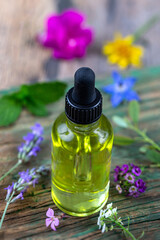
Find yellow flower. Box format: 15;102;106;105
102;34;144;69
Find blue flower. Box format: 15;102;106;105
102;71;140;107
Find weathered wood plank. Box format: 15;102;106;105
0;0;160;239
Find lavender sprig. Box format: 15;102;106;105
0;123;44;182
114;164;146;198
0;166;49;229
97;203;144;240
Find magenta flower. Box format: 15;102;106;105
120;164;129;174
38;9;93;60
135;179;146;193
114;173;118;182
114;166;121;173
132;166;142;176
46;208;59;231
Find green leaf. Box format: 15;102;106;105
139;145;148;153
114;135;135;146
146;149;160;163
112;116;128;128
27;81;67;104
11;85;29;101
129;100;140;124
25;99;49;116
0;97;21;127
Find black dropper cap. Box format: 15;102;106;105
65;67;102;124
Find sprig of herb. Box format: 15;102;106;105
0;123;43;182
113;101;160;165
97;203;144;240
0;81;67;127
0;166;49;229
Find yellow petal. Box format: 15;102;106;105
118;58;129;69
108;54;119;64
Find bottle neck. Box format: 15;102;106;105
66;116;100;133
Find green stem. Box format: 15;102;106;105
0;191;15;229
116;221;137;240
0;160;22;182
133;15;160;42
131;126;160;151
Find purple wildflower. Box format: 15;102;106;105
102;71;140;107
124;173;135;183
129;186;137;193
116;184;122;194
18;123;44;162
135;179;146;193
130;163;135;168
4;183;14;201
31;123;44;136
46;208;59;231
128;191;140;198
19;169;33;184
35;136;44;145
27;146;40;157
18;143;25;153
114;173;119;182
23;133;35;143
37;9;93;60
120;164;129;174
132;166;142;176
114;163;146;198
11;192;24;203
114;166;121;173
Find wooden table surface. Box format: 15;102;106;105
0;67;160;240
0;0;160;239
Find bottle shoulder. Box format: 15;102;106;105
52;112;113;152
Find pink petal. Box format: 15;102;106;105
45;218;52;227
61;9;84;29
74;28;93;45
39;15;66;49
51;221;56;231
46;208;54;217
54;218;59;227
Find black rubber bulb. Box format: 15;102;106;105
72;67;96;105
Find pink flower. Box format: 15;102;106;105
38;9;93;60
45;208;59;231
116;184;122;194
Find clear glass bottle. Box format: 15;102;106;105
51;67;114;217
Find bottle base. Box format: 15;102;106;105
51;190;109;217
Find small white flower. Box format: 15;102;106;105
105;209;112;218
112;207;117;214
107;203;113;210
118;217;123;225
100;209;105;217
97;216;102;229
102;223;106;233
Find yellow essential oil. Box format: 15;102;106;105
51;67;114;217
